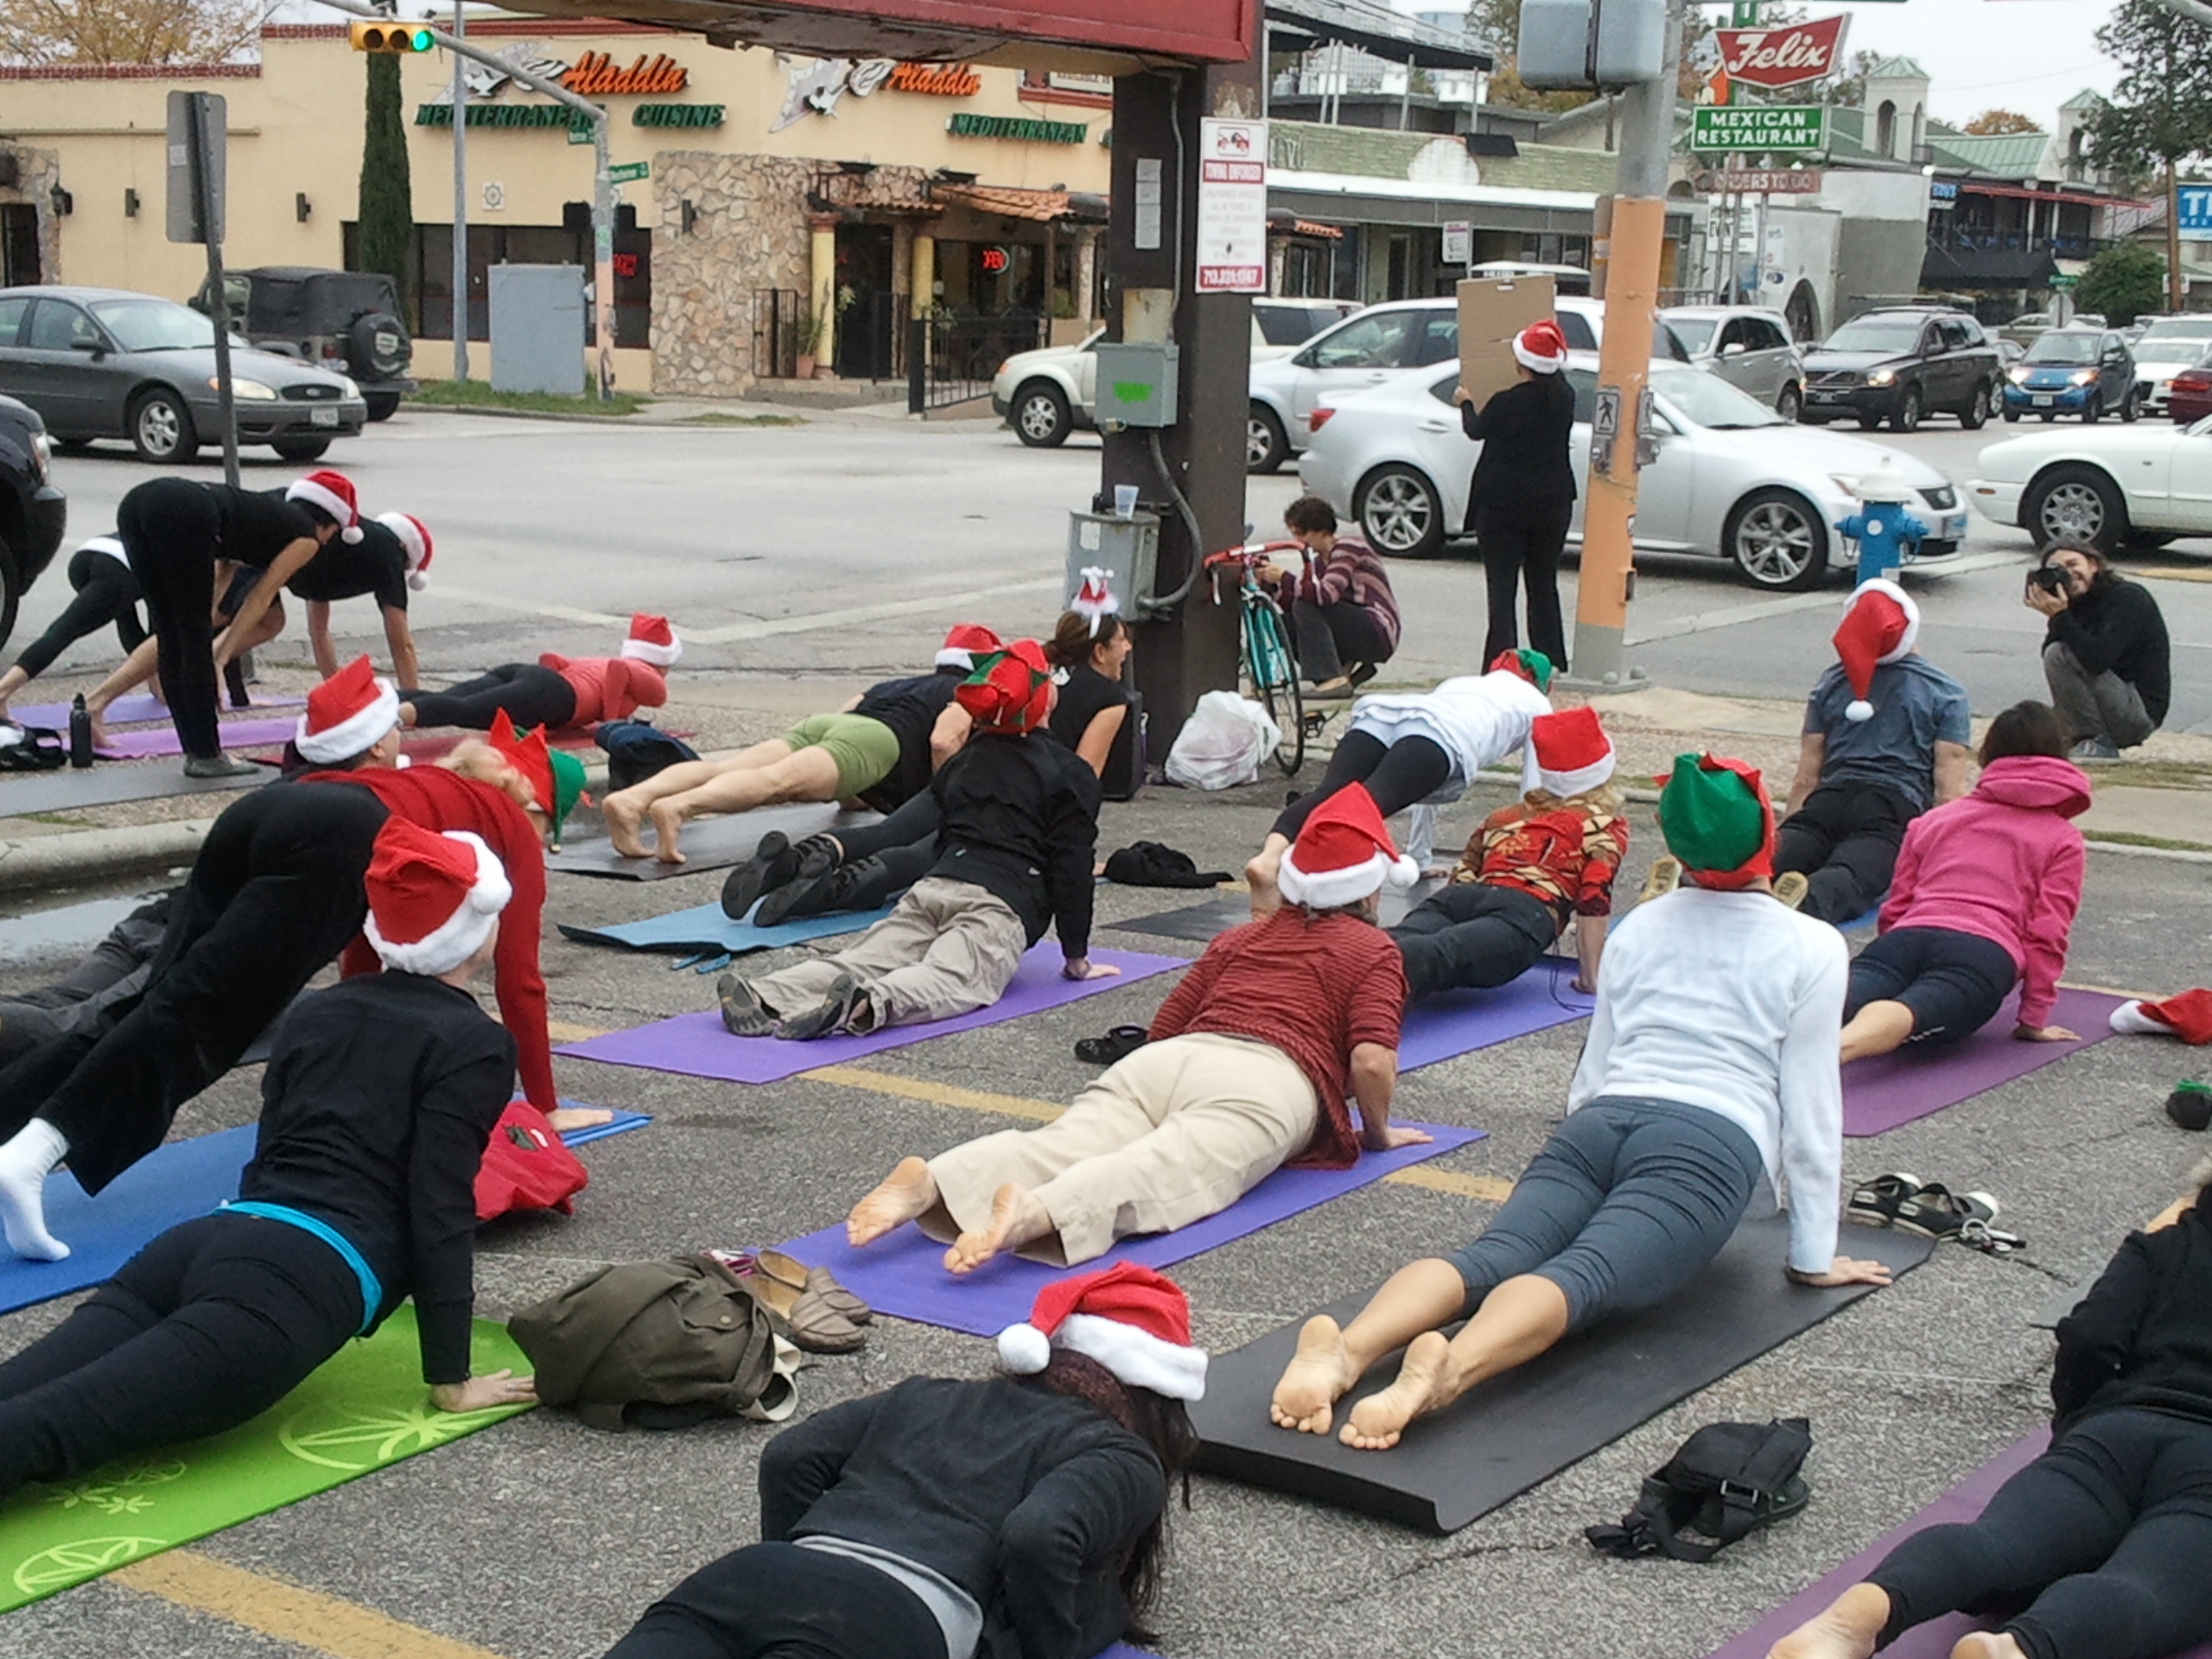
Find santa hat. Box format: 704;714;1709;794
997;1262;1207;1402
287;470;364;543
937;622;1002;672
620;613;681;668
295;654;399;764
2112;990;2212;1045
956;639;1053;734
362;820;512;977
375;512;434;592
1513;318;1569;374
1488;647;1555;693
487;715;588;846
1832;579;1920;723
1658;752;1774;890
1532;706;1615;798
1278;782;1420;910
1071;566;1120;638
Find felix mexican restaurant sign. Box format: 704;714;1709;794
1709;15;1848;90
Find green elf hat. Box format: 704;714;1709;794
1657;752;1774;889
1487;647;1554;693
489;715;589;847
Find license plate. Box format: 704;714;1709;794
1809;390;1838;402
310;406;339;427
1942;512;1967;539
2032;395;2053;407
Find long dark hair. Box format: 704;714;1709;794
1979;700;2069;766
1018;1348;1197;1638
2038;541;2120;594
1045;608;1128;671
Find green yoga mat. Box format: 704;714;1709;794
0;1308;531;1611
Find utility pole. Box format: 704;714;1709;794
451;0;468;380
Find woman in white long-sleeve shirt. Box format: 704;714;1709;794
1268;753;1893;1451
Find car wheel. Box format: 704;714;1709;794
1726;487;1829;591
1961;383;1991;429
1856;411;1885;430
1357;465;1446;559
1776;384;1802;422
2120;387;2140;423
1011;380;1071;448
2025;465;2126;554
348;311;410;380
2083;393;2102;425
2003;409;2021;423
1891;385;1923;433
364;391;403;423
270;436;332;461
129;388;198;464
1246;404;1288;474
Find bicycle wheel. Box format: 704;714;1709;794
1243;598;1305;775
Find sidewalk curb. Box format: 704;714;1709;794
0;817;215;894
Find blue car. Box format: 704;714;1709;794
2001;327;2139;423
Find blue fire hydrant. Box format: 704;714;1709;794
1838;459;1928;587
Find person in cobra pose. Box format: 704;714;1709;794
401;613;677;734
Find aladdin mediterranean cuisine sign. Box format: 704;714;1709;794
415;44;722;129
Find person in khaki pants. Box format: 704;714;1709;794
846;784;1431;1272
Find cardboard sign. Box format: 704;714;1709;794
1457;274;1555;406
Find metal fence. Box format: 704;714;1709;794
752;288;801;381
906;313;1047;414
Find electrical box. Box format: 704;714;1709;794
1516;0;1666;90
1066;510;1160;614
1091;342;1180;428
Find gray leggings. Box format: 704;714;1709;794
1445;1096;1763;1330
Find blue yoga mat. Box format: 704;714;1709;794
773;1122;1484;1337
0;1105;647;1315
556;902;891;957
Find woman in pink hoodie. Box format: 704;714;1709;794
1840;701;2090;1063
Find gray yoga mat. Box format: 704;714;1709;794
0;760;270;817
1190;1215;1934;1534
546;804;880;881
1110;883;1440;944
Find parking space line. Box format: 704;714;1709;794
683;579;1062;645
111;1550;509;1659
1379;1166;1515;1202
546;1020;608;1044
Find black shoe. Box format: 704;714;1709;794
754;836;842;926
1845;1172;1923;1230
716;974;775;1037
1347;661;1379;690
775;971;863;1041
1890;1182;1999;1241
182;753;261;779
721;831;798;920
815;855;901;916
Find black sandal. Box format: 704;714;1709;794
1075;1026;1150;1065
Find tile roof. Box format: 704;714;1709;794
1268;120;1617;191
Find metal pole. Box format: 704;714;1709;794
450;0;468;380
192;93;241;489
1753;184;1769;308
593;118;616;399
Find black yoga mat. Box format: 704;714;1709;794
546;804;879;880
1191;1215;1933;1534
1111;883;1440;944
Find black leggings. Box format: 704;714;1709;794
1272;730;1453;841
405;664;577;733
118;478;231;760
1389;882;1561;1001
1772;780;1915;925
825;791;940;892
1846;925;2018;1046
0;782;389;1192
1867;1408;2212;1659
1475;499;1572;673
605;1541;944;1659
10;547;149;681
0;1212;360;1498
1291;599;1393;683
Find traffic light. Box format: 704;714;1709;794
349;20;435;52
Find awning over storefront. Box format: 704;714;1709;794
1268;208;1344;238
934;182;1095;222
1264;0;1491;70
1267;167;1690;238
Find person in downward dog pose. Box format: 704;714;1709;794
402;613;677;735
1269;753;1890;1451
0;817;534;1501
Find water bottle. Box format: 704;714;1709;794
67;696;92;769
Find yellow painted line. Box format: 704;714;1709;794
545;1020;607;1043
111;1550;508;1659
1383;1166;1515;1202
2130;564;2212;584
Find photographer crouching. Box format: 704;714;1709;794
2027;543;2171;760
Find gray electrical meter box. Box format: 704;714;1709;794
1091;342;1180;428
1065;510;1160;615
1516;0;1666;89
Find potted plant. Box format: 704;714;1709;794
784;297;817;380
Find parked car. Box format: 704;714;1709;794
1297;354;1966;586
195;267;414;422
0;392;66;652
1247;295;1689;473
2167;351;2212;426
2000;327;2139;423
1659;304;1805;417
0;287;366;464
1799;308;2001;432
2130;315;2212;417
1469;260;1593;296
1969;415;2212;553
2002;309;2106;347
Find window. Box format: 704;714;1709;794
1301;311;1415;369
1876;100;1897;158
1563;368;1600;423
1255;305;1319;346
0;296;29;346
1555;310;1597;351
1748;317;1789;352
1938;320;1971;350
1408;312;1459;366
25;300;99;353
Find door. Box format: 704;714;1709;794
2166;425;2212;531
0;206;37;286
1933;319;1974;410
13;296;114;435
1741;315;1795;404
1411;372;1473;523
833;224;897;381
1288;309;1418;427
1629;407;1698;550
1711;317;1764;399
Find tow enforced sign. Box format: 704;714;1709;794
1710;14;1849;89
1196;118;1268;293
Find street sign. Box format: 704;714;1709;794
1441;221;1472;264
1195;117;1268;293
1690;105;1825;152
1712;15;1848;89
1694;168;1821;194
2180;183;2212;239
2050;273;2078;291
165;90;225;244
607;159;650;183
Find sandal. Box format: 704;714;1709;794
1891;1182;1999;1242
745;1263;868;1354
1075;1025;1150;1065
1846;1172;1924;1230
755;1248;872;1325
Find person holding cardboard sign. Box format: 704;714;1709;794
1455;319;1578;674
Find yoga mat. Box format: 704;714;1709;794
1841;987;2125;1137
96;715;299;761
774;1122;1484;1338
1396;959;1595;1071
0;762;270;816
557;901;891;956
1110;885;1436;945
1189;1216;1933;1535
0;1306;531;1611
556;945;1188;1085
12;693;301;729
547;804;880;881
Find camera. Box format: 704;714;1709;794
2030;566;2071;597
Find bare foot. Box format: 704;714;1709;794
1766;1584;1891;1659
848;1156;938;1247
1269;1315;1357;1434
397;701;419;729
944;1183;1052;1274
602;791;652;859
1244;849;1283;918
1948;1637;2025;1659
1341;1330;1454;1451
647;800;688;866
546;1105;613;1133
86;710;109;751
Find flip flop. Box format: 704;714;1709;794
1075;1025;1150;1065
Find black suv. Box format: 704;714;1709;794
194;268;414;422
1799;308;2002;432
0;392;66;650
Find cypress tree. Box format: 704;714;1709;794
358;54;416;325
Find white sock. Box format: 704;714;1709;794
2110;1001;2172;1037
0;1118;72;1262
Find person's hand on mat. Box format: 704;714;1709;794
2014;1023;2080;1043
1788;1256;1894;1288
1572;973;1598;995
430;1370;537;1413
1063;958;1122;981
1363;1124;1433;1152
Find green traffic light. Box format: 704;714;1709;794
409;28;433;48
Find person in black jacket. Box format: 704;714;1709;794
1455;318;1578;672
604;1263;1202;1659
2028;542;2171;760
0;818;533;1499
717;639;1109;1041
1766;1158;2212;1659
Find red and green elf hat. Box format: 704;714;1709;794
957;639;1054;734
1487;647;1554;692
1657;752;1774;890
488;715;588;847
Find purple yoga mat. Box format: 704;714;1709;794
775;1122;1484;1337
95;715;300;760
556;945;1188;1085
1397;957;1594;1071
14;693;301;729
1841;987;2125;1137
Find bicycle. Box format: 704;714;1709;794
1203;540;1313;776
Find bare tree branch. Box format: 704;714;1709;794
0;0;279;66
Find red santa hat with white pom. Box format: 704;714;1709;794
1071;566;1120;638
286;470;365;543
375;512;434;591
1512;317;1569;375
361;818;512;977
295;654;400;764
1831;578;1920;723
997;1262;1207;1401
1278;782;1420;911
1532;706;1615;798
620;613;682;668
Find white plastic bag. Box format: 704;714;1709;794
1165;690;1281;791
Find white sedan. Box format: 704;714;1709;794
1297;356;1967;588
1968;415;2212;552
